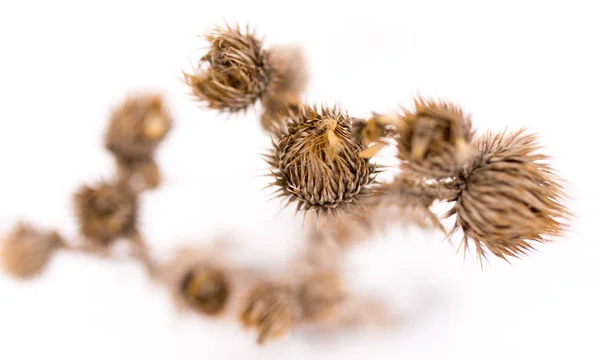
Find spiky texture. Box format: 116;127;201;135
1;223;64;279
179;267;230;316
184;24;272;113
396;98;475;179
105;94;172;162
445;129;569;262
239;281;303;345
116;157;161;193
74;181;138;247
260;46;308;134
267;105;377;216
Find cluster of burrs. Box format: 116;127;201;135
2;23;569;345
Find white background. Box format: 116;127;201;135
1;1;598;359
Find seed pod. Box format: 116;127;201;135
105;94;172;161
239;281;303;344
161;245;256;317
179;267;230;316
184;24;273;113
260;45;308;134
445;129;569;262
396;98;475;179
116;157;161;193
1;222;64;279
74;180;138;247
267;105;377;216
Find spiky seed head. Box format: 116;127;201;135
105;94;173;161
74;180;138;247
184;24;272;113
396;98;475;179
297;271;345;324
267;105;377;216
1;222;64;279
180;267;230;316
161;246;245;316
445;129;569;262
239;281;302;345
116;157;161;193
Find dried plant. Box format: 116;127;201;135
1;223;64;279
395;98;475;179
184;24;273;113
179;267;231;315
445;129;569;261
352;114;398;158
74;180;138;248
105;94;172;161
184;25;308;135
267;104;377;216
161;245;257;317
105;94;172;191
1;21;572;350
239;280;303;344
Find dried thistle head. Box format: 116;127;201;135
74;180;138;247
297;271;346;324
267;105;377;216
1;223;64;279
184;24;272;113
446;129;569;262
239;281;302;344
105;94;172;162
396;98;475;179
161;245;256;317
179;266;230;316
116;157;161;193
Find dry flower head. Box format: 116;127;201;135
396;98;475;179
105;94;172;161
239;280;303;344
446;129;569;261
184;24;272;113
180;266;231;315
74;180;138;247
267;105;377;216
1;223;64;279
